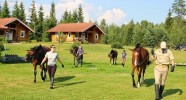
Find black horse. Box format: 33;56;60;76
70;46;83;67
25;45;50;83
108;50;118;65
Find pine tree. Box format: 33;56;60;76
50;2;57;26
172;0;186;19
165;9;173;33
36;5;44;42
61;9;68;23
2;0;10;18
12;1;20;18
19;1;26;23
29;0;37;41
72;10;78;23
78;4;84;23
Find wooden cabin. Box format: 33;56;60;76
0;18;34;42
48;23;105;43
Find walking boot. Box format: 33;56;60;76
159;85;164;99
50;77;54;89
155;84;160;100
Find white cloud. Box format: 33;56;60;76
97;8;127;26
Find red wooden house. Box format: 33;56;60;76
48;23;105;43
0;18;34;42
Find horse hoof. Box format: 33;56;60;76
137;82;141;88
34;80;36;83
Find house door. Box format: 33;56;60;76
82;33;85;41
5;30;13;41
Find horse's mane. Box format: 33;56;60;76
30;45;50;59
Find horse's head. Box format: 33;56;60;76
25;50;34;62
133;48;141;67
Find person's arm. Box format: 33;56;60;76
57;55;64;68
41;56;47;65
169;50;175;72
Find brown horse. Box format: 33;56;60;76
108;50;118;65
25;45;50;83
70;46;79;66
130;44;150;88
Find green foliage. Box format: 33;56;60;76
2;0;10;18
0;43;4;51
19;2;26;22
12;1;19;18
111;42;123;49
30;40;37;43
56;32;67;43
70;40;81;50
82;40;89;44
172;0;186;19
78;4;84;22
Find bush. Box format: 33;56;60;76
111;42;123;49
82;40;89;44
0;43;4;51
30;40;37;43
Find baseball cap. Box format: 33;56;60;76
160;41;167;49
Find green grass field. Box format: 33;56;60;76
0;42;185;100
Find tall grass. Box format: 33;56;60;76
0;42;185;100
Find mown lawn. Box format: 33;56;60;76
0;42;185;100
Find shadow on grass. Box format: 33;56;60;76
55;76;75;82
143;78;154;87
163;88;183;97
63;81;86;86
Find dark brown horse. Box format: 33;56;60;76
70;46;83;67
108;50;118;65
130;44;150;88
25;45;50;83
70;46;79;66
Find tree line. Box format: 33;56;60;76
0;0;186;48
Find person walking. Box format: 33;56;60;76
151;41;175;100
121;50;127;67
76;45;84;67
41;45;64;89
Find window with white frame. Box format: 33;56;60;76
68;33;71;38
95;34;98;40
20;31;25;38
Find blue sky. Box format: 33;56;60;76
0;0;177;25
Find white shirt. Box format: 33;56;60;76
45;51;58;66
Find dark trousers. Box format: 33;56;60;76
47;65;57;78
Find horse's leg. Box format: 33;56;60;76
137;67;142;88
74;56;75;65
33;64;37;83
109;57;111;65
40;64;45;81
142;66;146;84
42;63;47;81
131;65;136;88
112;58;114;65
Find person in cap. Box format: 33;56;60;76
151;41;175;100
